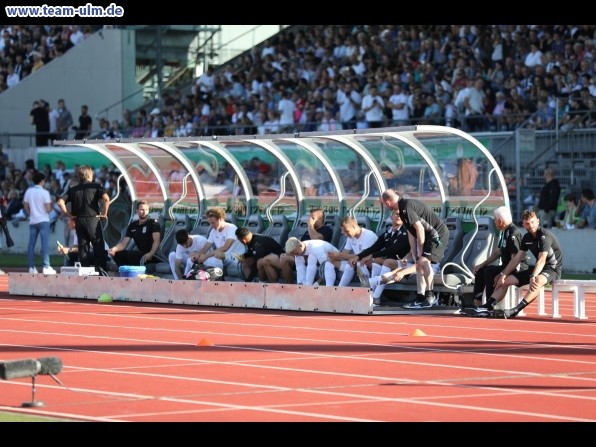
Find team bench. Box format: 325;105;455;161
508;280;594;320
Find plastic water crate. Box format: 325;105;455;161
61;262;98;276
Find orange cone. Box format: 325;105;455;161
410;328;426;336
197;338;214;346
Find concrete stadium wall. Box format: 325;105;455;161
1;220;594;275
0;28;142;150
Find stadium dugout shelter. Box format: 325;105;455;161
11;125;510;315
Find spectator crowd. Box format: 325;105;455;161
0;24;99;94
114;24;595;139
4;24;595;145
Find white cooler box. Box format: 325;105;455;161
61;262;99;276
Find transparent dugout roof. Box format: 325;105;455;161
56;125;508;231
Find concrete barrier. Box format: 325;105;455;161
549;227;596;274
1;219;69;262
7;273;374;315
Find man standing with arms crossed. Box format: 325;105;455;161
381;189;449;308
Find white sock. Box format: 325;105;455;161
338;264;355;287
372;265;393;298
360;265;370;278
324;262;337;286
371;263;382;277
169;252;179;280
369;276;379;289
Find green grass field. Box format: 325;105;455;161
0;411;74;422
1;254;65;269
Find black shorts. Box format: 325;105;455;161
422;239;447;264
512;266;561;287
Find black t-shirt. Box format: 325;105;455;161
62;181;106;217
301;225;333;243
500;223;529;270
242;233;284;282
537;178;560;213
357;225;410;260
75;114;92;138
398;198;449;242
521;227;563;274
30;106;49;132
125;218;161;254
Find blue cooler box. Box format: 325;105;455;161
119;265;146;278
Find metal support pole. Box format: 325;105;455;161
21;375;44;407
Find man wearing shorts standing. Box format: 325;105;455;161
381;189;449;308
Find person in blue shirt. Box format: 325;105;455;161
575;188;596;229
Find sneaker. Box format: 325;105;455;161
460;307;491;317
355;265;370;288
503;308;519;319
416;292;436;308
29;267;38;274
424;291;436;305
42;266;57;275
404;300;425;309
404;293;425;309
0;269;6;275
487;309;506;319
406;297;436;309
419;298;436;308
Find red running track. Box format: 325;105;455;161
0;274;595;423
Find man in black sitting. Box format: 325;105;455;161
108;200;161;273
235;226;284;283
